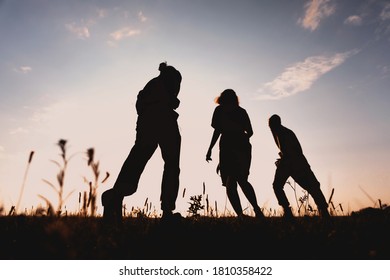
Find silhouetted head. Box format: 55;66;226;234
159;62;181;82
158;61;182;95
215;89;239;106
158;61;168;72
269;114;282;130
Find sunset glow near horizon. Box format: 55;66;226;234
1;0;389;217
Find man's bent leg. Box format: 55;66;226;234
102;137;157;225
113;140;157;196
293;168;330;218
273;163;293;218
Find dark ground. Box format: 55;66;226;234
1;210;389;260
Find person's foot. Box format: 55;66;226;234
319;207;333;227
161;211;183;223
237;213;250;220
283;206;294;220
101;189;123;227
254;207;266;220
319;208;331;219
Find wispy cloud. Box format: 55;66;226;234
97;8;107;19
380;3;390;21
381;65;389;74
344;15;363;26
110;27;141;41
14;66;32;74
9;127;29;135
256;50;359;100
29;102;66;124
377;64;390;79
374;3;390;41
138;11;147;22
65;22;90;39
107;26;141;46
298;0;336;31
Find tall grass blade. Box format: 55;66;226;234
16;151;34;213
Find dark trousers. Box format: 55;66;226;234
113;115;181;212
272;158;328;211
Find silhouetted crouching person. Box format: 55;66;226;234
102;62;182;225
206;89;264;219
268;114;330;219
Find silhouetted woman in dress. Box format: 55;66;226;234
206;89;264;219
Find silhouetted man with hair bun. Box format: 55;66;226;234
268;114;330;220
102;61;183;226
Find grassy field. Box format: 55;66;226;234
5;142;388;260
1;209;389;260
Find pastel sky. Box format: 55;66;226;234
1;0;389;216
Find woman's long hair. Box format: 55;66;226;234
215;89;239;106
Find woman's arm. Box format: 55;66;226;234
244;110;253;138
206;129;221;162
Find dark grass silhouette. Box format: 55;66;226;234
1;209;389;260
15;151;34;213
3;139;389;260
